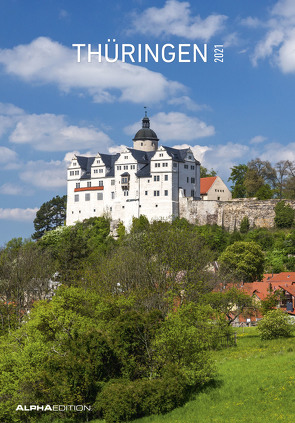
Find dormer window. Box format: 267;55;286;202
73;162;77;166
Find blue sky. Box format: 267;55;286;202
1;0;295;245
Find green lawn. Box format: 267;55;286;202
81;328;295;423
130;328;295;423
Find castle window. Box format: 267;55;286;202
97;160;100;164
191;190;194;197
117;166;121;170
124;191;129;196
141;143;143;146
124;156;128;159
73;162;77;166
173;163;177;168
94;169;98;174
162;162;168;167
70;171;74;176
154;175;160;181
85;193;90;201
145;191;148;195
154;191;160;196
164;190;168;196
155;163;160;168
99;169;103;173
159;153;163;157
188;155;192;159
184;189;186;196
191;178;195;183
99;180;103;186
184;165;188;169
131;164;136;169
87;182;91;187
76;183;80;188
111;179;115;185
93;209;96;212
124;165;128;170
75;170;79;175
75;194;79;202
165;175;168;181
191;165;195;170
111;192;115;199
187;177;189;183
97;193;103;200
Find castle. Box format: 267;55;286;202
66;113;201;228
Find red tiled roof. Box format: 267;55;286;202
200;177;217;195
266;272;295;283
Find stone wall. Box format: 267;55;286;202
179;198;295;232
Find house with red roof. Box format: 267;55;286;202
200;176;232;201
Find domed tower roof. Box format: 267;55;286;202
133;111;159;142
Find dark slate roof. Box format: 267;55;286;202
133;128;159;141
100;153;120;177
136;163;151;178
76;156;95;179
128;148;156;163
163;147;200;165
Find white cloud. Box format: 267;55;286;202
20;160;67;189
0;147;18;164
125;112;215;142
0;208;38;221
129;0;227;41
108;145;127;154
260;142;295;162
172;143;212;164
9;112;112;152
0;183;34;196
250;0;295;72
168;96;210;111
0;37;184;104
249;135;267;144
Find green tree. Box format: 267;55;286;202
257;309;293;340
240;216;250;234
274;200;295;228
204;287;254;325
200;166;217;178
32;195;67;239
219;241;265;282
228;164;248;198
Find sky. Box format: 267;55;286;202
1;0;295;245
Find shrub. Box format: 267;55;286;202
257;309;294;340
240;216;250;233
95;377;187;423
274;201;295;228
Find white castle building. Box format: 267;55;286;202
66;113;201;228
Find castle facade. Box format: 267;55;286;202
66;113;201;228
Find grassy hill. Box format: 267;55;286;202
129;327;295;423
54;327;295;423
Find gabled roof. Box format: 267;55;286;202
200;177;217;195
128;148;156;163
163;146;197;162
76;156;95;179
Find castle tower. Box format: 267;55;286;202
132;111;159;152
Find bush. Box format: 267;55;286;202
95;377;187;423
257;309;294;340
240;216;250;233
274;201;295;228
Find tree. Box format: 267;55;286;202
240;216;250;234
257;309;293;340
228;164;248;198
200;166;217;178
219;241;265;282
274;201;295;228
204;287;254;325
32;195;67;239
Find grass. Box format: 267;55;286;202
130;327;295;423
56;328;295;423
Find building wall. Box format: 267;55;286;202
204;176;232;201
179;198;295;232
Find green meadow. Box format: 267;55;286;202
86;327;295;423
